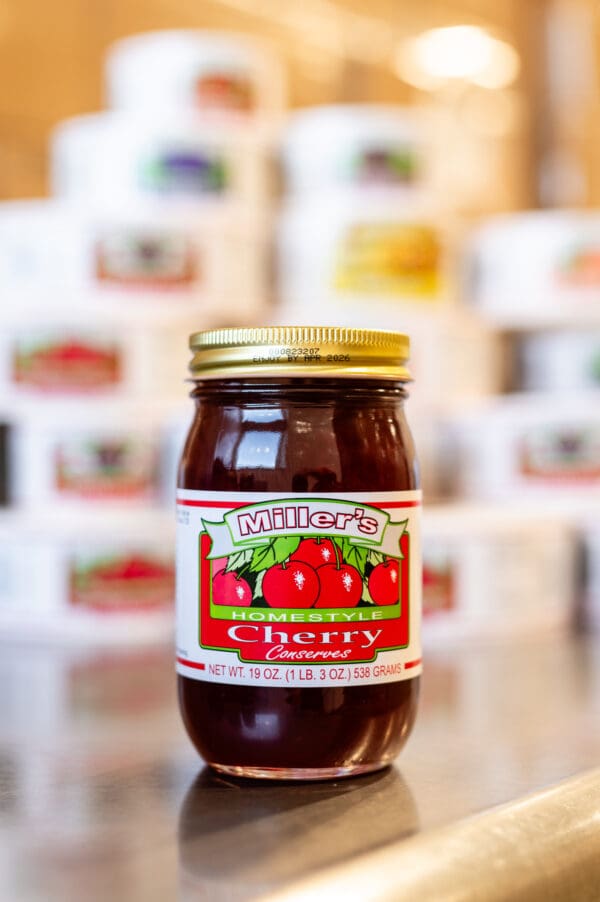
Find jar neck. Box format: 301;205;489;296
189;377;410;405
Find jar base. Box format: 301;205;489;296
209;761;390;781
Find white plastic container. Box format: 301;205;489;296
7;402;174;509
408;309;501;410
582;522;600;631
0;510;174;643
105;30;285;116
470;211;600;327
445;394;600;500
0;312;194;402
0;423;8;506
51;111;271;206
282;105;425;196
0;199;269;318
278;194;448;309
422;504;575;642
519;329;600;392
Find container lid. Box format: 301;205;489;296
189;326;411;380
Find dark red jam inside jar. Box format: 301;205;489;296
176;327;421;780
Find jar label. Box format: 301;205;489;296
176;490;422;687
334;223;441;298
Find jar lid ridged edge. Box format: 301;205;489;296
189;326;408;350
188;326;411;381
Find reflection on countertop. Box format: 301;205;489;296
179;767;418;901
0;634;599;901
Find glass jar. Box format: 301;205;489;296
176;327;421;780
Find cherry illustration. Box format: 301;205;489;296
368;559;400;605
262;561;320;608
290;538;340;570
312;541;362;608
212;569;252;606
314;562;363;607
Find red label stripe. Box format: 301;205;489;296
405;658;422;670
177;500;247;508
177;656;205;671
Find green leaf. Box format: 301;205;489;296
361;580;374;604
249;537;301;573
367;550;386;566
340;537;353;563
253;570;265;600
225;549;253;573
340;538;369;574
249;544;276;573
273;536;301;564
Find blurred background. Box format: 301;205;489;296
3;0;600;210
1;0;600;648
3;4;600;900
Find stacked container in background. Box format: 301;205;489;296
469;212;600;328
0;29;284;643
466;209;600;558
442;210;600;634
277;105;444;322
0;30;595;648
273;106;504;589
271;106;586;643
421;505;575;642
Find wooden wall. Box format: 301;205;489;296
0;0;576;208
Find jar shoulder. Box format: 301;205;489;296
179;400;419;492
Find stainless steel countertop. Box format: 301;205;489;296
1;633;599;902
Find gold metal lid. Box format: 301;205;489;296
189;326;411;381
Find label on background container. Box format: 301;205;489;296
139;149;229;196
176;490;422;688
423;550;455;617
54;437;158;499
519;428;600;481
556;243;600;287
334;223;440;297
12;335;122;392
69;550;175;612
351;146;417;186
95;229;197;288
195;72;254;111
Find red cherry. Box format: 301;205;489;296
289;538;340;569
262;562;319;608
212;569;252;606
314;563;363;608
368;560;400;606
